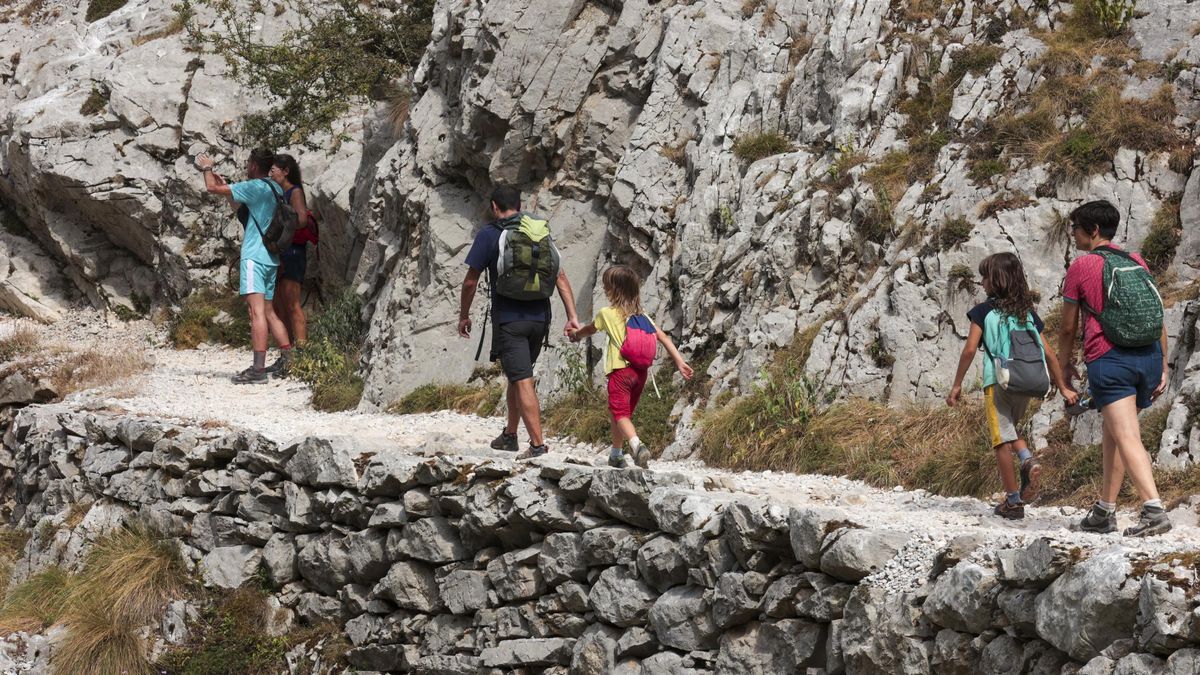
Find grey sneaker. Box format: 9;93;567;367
608;450;628;468
232;367;268;385
264;352;292;377
490;430;518;452
633;445;652;469
1123;505;1172;538
1078;503;1117;534
516;444;548;461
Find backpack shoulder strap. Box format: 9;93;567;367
1091;245;1136;262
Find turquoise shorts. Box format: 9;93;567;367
239;259;277;300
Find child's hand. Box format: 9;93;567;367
1059;385;1080;406
945;385;961;407
677;360;693;380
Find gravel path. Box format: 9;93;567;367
7;312;1200;590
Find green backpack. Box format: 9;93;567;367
495;214;561;301
1087;246;1163;347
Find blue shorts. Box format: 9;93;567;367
1086;344;1163;411
239;258;277;300
279;244;306;283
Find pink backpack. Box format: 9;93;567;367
619;314;657;371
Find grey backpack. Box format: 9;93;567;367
983;312;1051;398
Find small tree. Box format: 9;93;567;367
177;0;434;148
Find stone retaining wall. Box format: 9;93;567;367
2;404;1199;674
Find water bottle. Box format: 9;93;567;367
1065;395;1094;417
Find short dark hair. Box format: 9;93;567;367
490;185;521;212
273;153;303;186
248;148;275;176
1069;200;1120;239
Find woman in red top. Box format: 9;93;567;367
268;154;316;351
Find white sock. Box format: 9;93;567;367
1144;499;1163;510
1098;501;1116;513
629;436;642;451
610;446;623;457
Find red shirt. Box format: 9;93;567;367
1061;245;1149;362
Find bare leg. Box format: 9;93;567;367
995;441;1019;494
1099;424;1124;504
278;278;306;344
1101;396;1160;502
272;272;291;343
505;382;520;436
513;378;544;447
263;300;291;348
245;294;268;352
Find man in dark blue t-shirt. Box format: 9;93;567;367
458;185;581;459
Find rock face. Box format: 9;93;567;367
3;406;1199;673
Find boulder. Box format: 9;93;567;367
820;528;910;582
539;532;587;585
486;546;544;601
438;568;491;615
712;572;761;629
480;638;576;667
647;586;719;651
391;517;467;563
789;506;856;569
201;545;262;590
931;629;984;675
1136;569;1199;655
841;585;935;674
284;436;359;488
997;538;1075;588
587;469;691;529
588;566;656;627
635;535;688;593
1035;551;1139;661
372;561;443;613
923;562;1001;634
570;624;621;675
715;619;824;673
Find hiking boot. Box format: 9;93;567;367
994;499;1025;520
490;430;518;453
1019;458;1042;503
516;444;548;461
1078;503;1117;534
633;445;652;469
231;367;268;385
1123;505;1172;538
608;451;628;468
264;352;292;377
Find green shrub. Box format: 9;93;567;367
179;0;435;147
290;287;365;412
156;588;289;675
79;88;108;116
1142;196;1182;274
937;216;973;250
967;158;1007;183
1087;0;1136;37
732;131;794;163
949;264;976;292
85;0;128;22
169;289;251;349
948;44;1002;80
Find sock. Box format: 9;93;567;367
610;446;624;458
629;436;642;451
1097;501;1116;513
253;351;266;371
1144;499;1163;511
1017;448;1032;464
1006;491;1022;505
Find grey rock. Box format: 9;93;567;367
761;573;806;619
295;591;345;624
480;638;575;667
587;469;691;529
712;572;761;629
372;561;443;612
346;644;408;671
649;488;734;535
997;538;1075;588
81;444;130;477
437;568;491;615
841;585;934;674
588;566;656;628
403;487;434;518
997;587;1039;638
635;535;687;593
282;482;324;532
1136;570;1198;655
980;633;1024;675
409;654;481;674
161;600;198;646
820;528;910;582
1113;653;1167;675
539;532;586;585
570;624;621;675
614;626;657;659
345;528;390;585
200;545;262;590
722;500;792;566
486;546;544;602
794;572;854;622
262;533;298;586
923;562;1001;634
368;502;408;527
392;517;467;563
582;525;644;567
297;533;352;596
1167;649;1200;674
789;506;856;569
1035;551;1139;661
284;436;359;488
647;586;718;651
715;619;824;673
359;453;423;497
931;629;984;675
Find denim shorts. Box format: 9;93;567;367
1086;343;1163;411
280;244;307;283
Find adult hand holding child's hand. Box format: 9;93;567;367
945;385;961;407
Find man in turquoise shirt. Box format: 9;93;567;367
197;149;293;384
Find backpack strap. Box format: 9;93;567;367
1091;244;1137;262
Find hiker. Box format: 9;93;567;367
568;265;693;468
946;252;1073;520
1057;200;1171;537
269;153;317;348
457;185;582;460
197;150;293;384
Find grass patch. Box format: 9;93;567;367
937;215;973;251
949;264;975;292
389;379;503;417
169;288;251;350
0;567;73;634
732;130;794;163
132;15;185;45
156;588;289;675
84;0;127;22
1142;196;1182;275
0;323;40;362
978;193;1035;219
967;158;1007;184
0;529;28;601
289;287;364;412
50;349;151;397
79;88;108;116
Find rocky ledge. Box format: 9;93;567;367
1;404;1199;674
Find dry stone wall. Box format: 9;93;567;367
2;404;1199;674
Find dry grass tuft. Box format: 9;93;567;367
732;130;794;163
0;529;28;601
50;349;151;397
131;15;184;46
978;193;1035;219
1142;195;1183;275
389;381;503;417
0;566;73;634
0;323;41;362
